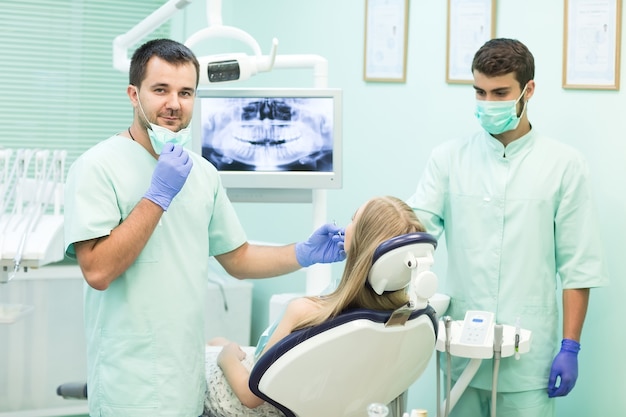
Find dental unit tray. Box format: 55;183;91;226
435;318;531;359
435;313;533;417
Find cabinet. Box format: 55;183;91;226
0;264;252;416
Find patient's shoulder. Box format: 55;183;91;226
285;297;320;320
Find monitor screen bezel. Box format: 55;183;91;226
192;87;343;191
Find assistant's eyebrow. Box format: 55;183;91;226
491;87;512;94
472;85;511;95
472;85;484;93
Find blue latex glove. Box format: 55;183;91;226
295;223;346;267
547;338;580;398
144;143;193;211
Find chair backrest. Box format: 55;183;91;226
249;306;438;417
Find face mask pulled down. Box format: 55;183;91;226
475;85;528;135
134;87;191;154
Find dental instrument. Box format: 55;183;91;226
1;149;66;285
515;316;521;360
332;219;343;238
11;150;51;280
491;324;503;417
0;149;14;216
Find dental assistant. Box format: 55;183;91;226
407;38;608;417
63;38;344;417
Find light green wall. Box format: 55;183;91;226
177;1;625;416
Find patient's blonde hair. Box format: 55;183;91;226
293;196;426;331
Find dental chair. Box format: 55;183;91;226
57;232;440;417
248;232;440;417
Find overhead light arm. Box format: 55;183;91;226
113;0;193;73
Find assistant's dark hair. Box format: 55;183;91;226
471;38;535;89
129;38;200;87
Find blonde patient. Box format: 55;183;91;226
204;196;426;416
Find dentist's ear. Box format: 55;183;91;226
524;80;536;101
127;84;141;106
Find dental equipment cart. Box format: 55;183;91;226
435;311;532;417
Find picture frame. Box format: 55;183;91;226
563;0;622;90
446;0;496;84
363;0;409;83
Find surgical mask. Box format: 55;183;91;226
475;85;528;135
145;123;191;154
134;87;191;154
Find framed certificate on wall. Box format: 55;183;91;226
446;0;496;84
563;0;622;90
363;0;410;82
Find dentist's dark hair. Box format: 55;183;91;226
129;38;200;88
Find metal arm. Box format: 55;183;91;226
113;0;193;72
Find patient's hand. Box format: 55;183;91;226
215;342;265;409
218;342;246;366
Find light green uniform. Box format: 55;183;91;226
64;135;246;417
407;129;608;414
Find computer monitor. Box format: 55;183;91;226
192;87;343;202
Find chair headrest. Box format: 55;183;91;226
367;232;437;295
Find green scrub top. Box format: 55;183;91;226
64;136;247;416
407;129;608;392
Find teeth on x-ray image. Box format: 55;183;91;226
201;96;333;172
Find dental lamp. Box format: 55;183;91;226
186;36;279;85
113;0;278;84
